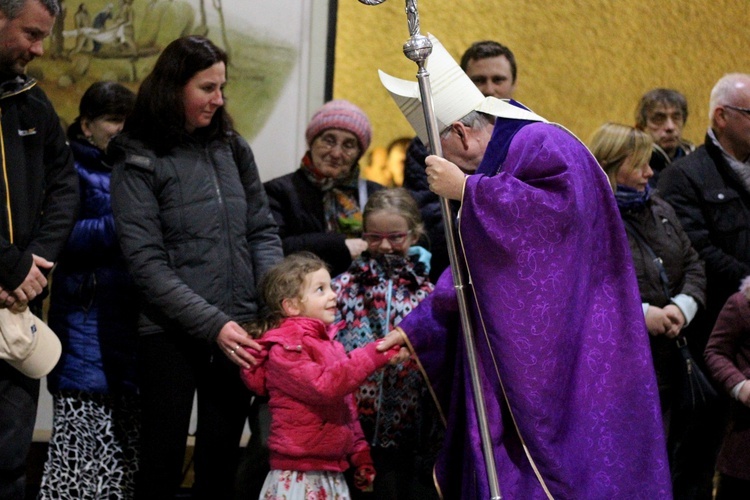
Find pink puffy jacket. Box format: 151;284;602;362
241;316;397;472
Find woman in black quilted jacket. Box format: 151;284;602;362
110;36;283;499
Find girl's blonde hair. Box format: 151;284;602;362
589;123;653;190
363;188;424;240
243;252;328;338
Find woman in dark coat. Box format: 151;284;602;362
39;81;138;499
264;100;383;276
110;36;283;499
590;123;708;495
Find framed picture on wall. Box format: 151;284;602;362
32;0;334;181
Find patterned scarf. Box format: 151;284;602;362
615;184;651;212
300;153;363;236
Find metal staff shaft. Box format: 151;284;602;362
358;1;502;498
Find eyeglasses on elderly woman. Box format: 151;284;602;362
314;132;361;158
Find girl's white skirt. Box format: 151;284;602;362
260;469;351;499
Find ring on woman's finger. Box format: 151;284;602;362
231;344;240;353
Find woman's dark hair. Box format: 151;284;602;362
67;81;136;140
124;36;233;154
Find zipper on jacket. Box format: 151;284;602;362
0;109;14;244
371;278;393;447
0;79;41;245
205;145;235;316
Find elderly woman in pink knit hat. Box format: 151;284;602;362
264;100;384;276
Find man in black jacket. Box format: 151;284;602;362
658;72;750;500
0;0;78;497
659;73;750;339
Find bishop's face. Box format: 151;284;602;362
438;122;494;173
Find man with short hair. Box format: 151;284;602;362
0;0;78;496
403;40;519;282
379;34;671;499
658;74;750;498
460;39;517;100
635;88;695;186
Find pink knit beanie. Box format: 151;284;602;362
305;100;372;151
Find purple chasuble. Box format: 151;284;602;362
399;122;672;499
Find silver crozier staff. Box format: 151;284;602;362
356;1;502;499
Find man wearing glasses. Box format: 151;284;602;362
658;73;750;499
635;88;696;187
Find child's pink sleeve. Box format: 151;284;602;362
239;346;269;396
353;340;400;370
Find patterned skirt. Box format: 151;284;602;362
260;470;351;500
38;391;140;500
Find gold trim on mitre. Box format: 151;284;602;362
378;34;547;144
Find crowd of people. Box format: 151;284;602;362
2;0;750;499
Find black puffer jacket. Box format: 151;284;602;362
658;135;750;327
110;133;283;341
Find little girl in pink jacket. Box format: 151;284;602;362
241;252;399;499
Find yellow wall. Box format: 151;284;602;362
334;0;750;153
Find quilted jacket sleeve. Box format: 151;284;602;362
266;340;396;405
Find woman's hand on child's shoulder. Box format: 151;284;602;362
217;320;263;369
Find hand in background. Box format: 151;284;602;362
353;464;376;492
662;304;686;339
739;382;750;408
217;321;262;368
12;255;53;305
345;238;368;260
645;306;674;337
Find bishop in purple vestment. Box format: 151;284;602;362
377;35;672;499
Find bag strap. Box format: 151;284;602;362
622;219;671;302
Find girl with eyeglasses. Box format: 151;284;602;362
333;188;440;499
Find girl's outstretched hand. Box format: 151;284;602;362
378;328;410;364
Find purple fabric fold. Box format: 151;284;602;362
399;121;672;499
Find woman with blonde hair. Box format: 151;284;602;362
591;122;707;493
